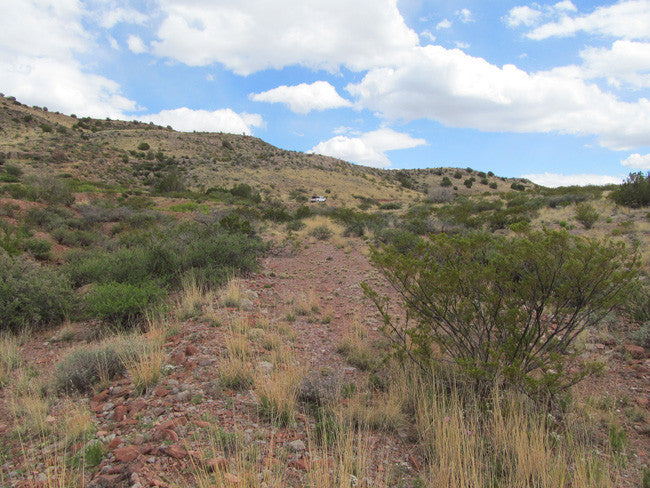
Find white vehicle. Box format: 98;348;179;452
310;195;327;202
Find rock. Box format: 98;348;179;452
195;420;210;428
153;429;178;442
112;405;128;421
114;446;139;463
288;439;306;452
206;457;228;472
102;402;115;412
133;434;145;446
624;344;646;359
289;458;307;471
176;390;191;402
185;344;199;356
107;437;123;450
224;473;241;483
95;474;124;487
164;444;187;459
258;361;273;373
154;386;169;397
171;351;186;364
240;298;254;311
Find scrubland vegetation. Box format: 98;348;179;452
0;97;648;487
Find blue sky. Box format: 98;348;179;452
2;1;650;186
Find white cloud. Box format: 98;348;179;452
127;35;147;54
579;40;650;88
0;0;138;118
456;8;473;23
137;107;263;135
504;6;543;28
420;30;436;43
108;36;120;50
528;0;650;40
621;153;650;168
100;7;148;29
250;81;352;114
346;45;650;150
436;19;452;30
151;0;418;75
308;128;426;168
455;41;470;50
522;172;623;187
553;1;577;12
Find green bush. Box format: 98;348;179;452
440;176;452;187
363;230;638;395
0;251;73;331
463;179;473;188
137;142;150;151
23;237;52;260
574;202;599;229
310;225;332;240
84;281;164;326
611;171;650;208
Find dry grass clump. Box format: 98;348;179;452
0;334;21;387
122;338;165;394
336;319;375;371
293;288;320;316
341;387;405;432
221;277;245;308
255;364;304;426
175;272;215;320
63;402;95;444
219;327;254;390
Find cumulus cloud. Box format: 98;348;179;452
420;30;436;43
456;8;473;23
100;7;148;29
127;35;147;54
621;153;650;169
579;40;650;88
436;19;452;30
150;0;418;75
346;45;650;150
308;128;426;168
504;6;543;27
522;172;623;187
527;0;650;40
250;81;352;114
0;0;138;118
137;108;263;134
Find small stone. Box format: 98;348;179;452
195;420;210;428
257;361;273;373
102;402;115;412
224;473;241;483
288;439;306;452
164;444;187;459
185;344;199;356
133;434;145;446
206;457;228;472
240;298;254;311
114;446;139;463
154;386;169;397
624;344;646;359
112;405;128;421
107;437;123;450
171;351;186;364
176;390;191;402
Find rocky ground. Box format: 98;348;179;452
0;237;648;487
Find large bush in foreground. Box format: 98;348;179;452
0;251;73;331
363;230;638;394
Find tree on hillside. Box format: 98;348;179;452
362;230;638;395
611;171;650;208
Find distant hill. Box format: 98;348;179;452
0;94;535;206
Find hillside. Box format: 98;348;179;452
0;95;648;488
0;95;534;207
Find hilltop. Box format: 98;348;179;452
0;94;534;207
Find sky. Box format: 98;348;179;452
2;1;650;186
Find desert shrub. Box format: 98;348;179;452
22;237;52;260
374;228;421;254
427;187;455;203
464;179;473;188
219;214;254;235
575;202;599;229
262;200;292;222
625;278;650;323
5;164;23;178
310;225;332;240
137;142;150;151
286;220;306;231
52;337;142;393
295;205;311;218
379;202;402;210
29;178;75;206
84;281;164;326
0;251;73;331
510;182;526;191
453;171;462;179
363;230;638;395
611;171;650;208
0;222;29;256
229;183;261;203
440;176;452;187
489;182;498;189
153;171;186;193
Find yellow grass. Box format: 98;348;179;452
122;339;164;394
176;272;214;320
0;334;21;387
255;363;303;425
221;277;245;308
